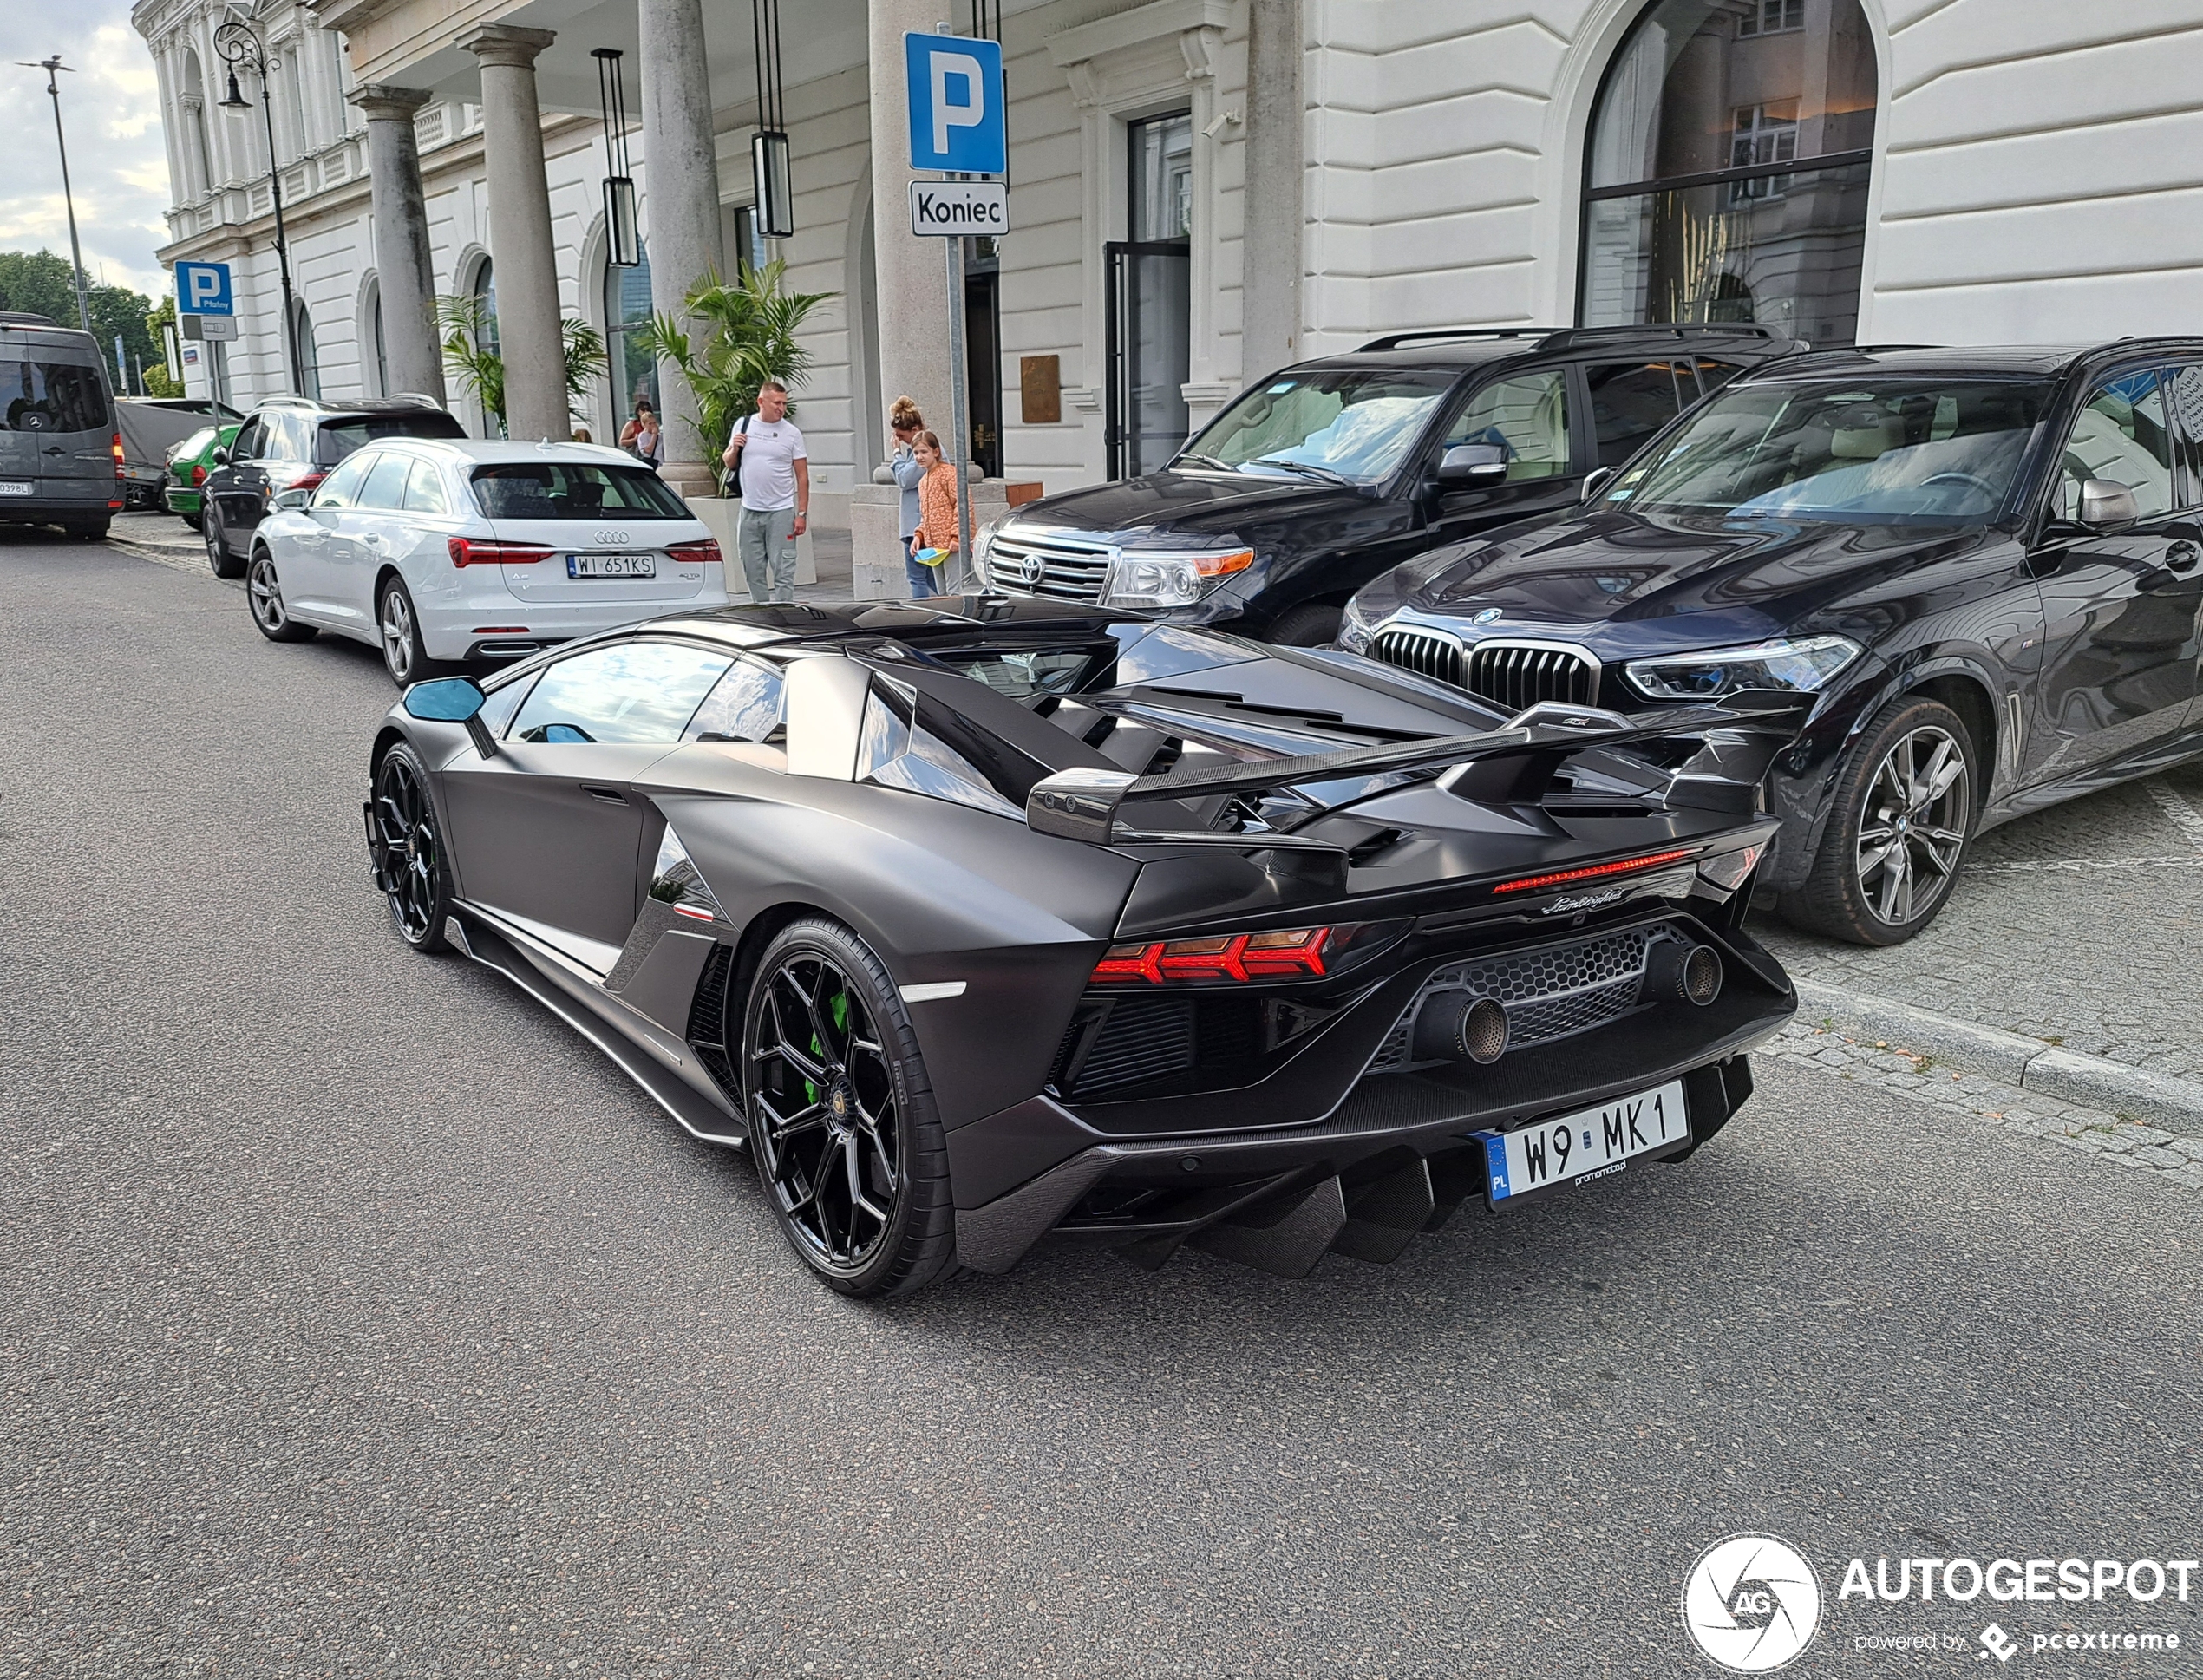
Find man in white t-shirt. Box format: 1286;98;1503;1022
722;379;809;604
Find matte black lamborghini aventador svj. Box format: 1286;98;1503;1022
363;596;1800;1296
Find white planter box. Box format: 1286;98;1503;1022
688;497;818;598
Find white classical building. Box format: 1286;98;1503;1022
134;0;2203;539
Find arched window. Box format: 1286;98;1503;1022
471;257;500;356
291;297;320;400
180;49;213;197
603;240;659;427
1580;0;1877;346
364;278;387;396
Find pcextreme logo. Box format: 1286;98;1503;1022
1683;1533;1824;1672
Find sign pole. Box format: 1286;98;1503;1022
945;232;973;593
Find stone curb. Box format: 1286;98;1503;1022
1792;977;2203;1134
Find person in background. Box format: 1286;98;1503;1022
910;430;960;596
887;395;932;598
722;378;809;605
571;427;593;444
618;398;662;468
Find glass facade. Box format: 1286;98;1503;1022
605;240;660;422
1113;112;1193;478
1580;0;1877;346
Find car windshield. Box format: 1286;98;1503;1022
470;461;693;520
1182;369;1457;485
315;412;467;464
1611;377;2056;523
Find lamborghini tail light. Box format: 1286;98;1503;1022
1490;847;1697;896
1093;926;1333;985
448;537;552;567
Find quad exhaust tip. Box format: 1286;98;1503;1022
1411;991;1512;1065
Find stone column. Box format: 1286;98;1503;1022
638;0;727;500
1240;0;1304;382
349;83;446;405
860;0;956;591
460;25;567;441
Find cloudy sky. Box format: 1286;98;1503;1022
1;1;175;303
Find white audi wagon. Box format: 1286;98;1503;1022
245;439;729;683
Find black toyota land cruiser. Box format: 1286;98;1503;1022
977;324;1803;644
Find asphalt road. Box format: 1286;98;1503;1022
3;531;2200;1678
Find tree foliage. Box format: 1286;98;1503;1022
435;293;609;436
634;261;833;485
0;250;168;394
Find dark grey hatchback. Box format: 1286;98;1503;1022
1341;340;2203;945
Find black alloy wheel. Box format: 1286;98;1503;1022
1781;695;1977;946
368;743;454;953
204;508;244;579
742;919;956;1297
248;547;317;643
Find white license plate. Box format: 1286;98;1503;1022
1480;1078;1690;1205
566;552;656;579
0;481;31;497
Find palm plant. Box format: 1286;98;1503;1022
435;294;610;435
634;261;833;487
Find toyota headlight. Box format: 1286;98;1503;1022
973;519;1002;585
1337;594;1381;653
1100;548;1256;610
1624;634;1862;700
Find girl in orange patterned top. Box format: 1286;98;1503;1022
909;430;961;596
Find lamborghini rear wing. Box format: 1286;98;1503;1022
1023;695;1805;850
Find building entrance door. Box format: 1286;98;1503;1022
1107;112;1193;480
965;237;1003;480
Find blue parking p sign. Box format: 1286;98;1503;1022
175;262;233;317
905;33;1005;175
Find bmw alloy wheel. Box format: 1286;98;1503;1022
1854;723;1970;928
748;951;905;1276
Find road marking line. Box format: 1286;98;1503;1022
2145;778;2203;853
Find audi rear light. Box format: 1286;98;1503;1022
667;537;722;565
448;536;552;567
1094;926;1334;985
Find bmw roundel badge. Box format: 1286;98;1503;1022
1473;607;1502;624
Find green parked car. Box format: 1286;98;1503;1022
164;422;240;529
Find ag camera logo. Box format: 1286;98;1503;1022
1683;1533;1823;1672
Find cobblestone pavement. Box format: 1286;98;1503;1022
1762;1019;2203;1197
1755;757;2203;1082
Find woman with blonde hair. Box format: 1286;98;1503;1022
886;396;934;597
908;429;961;595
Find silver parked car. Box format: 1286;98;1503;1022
244;438;730;683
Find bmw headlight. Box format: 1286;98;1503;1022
1624;634;1862;700
1337;593;1381;653
973;519;1002;585
1100;548;1255;611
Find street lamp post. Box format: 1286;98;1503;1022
18;56;94;333
214;20;303;396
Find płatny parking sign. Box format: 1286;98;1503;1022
909;180;1008;238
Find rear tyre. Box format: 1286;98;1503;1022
376;574;438;687
1780;696;1977;946
742;919;958;1298
181;510;203;532
62;520;109;542
1267;602;1344;648
367;743;454;953
247;546;317;643
205;510;245;579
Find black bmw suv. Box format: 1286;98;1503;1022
1340;340;2203;945
202;395;464;579
977;324;1801;644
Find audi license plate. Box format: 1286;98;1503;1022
0;480;31;497
1481;1079;1689;1205
566;552;656;579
